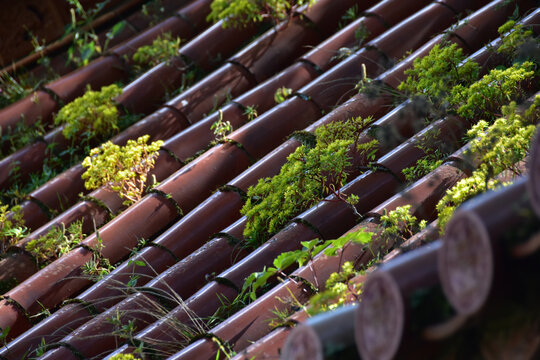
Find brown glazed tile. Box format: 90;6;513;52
0;141;48;189
45;55;129;103
0;194;178;338
0;252;38;290
162;103;245;161
157;143;252;206
302;47;385;109
0;90;58;133
355;241;442;360
130;222;321;354
0;303;92;359
112;16;193;59
381;32;447;89
376;116;469;181
529;129;540;219
176;0;214;32
235;61;318;110
38;292;162;360
447;0;528;51
302;0;432;71
370;163;466;221
166;63;254;123
439;176;534;316
179;21;260;72
301;16;385;71
233;311;309;360
228;96;321;158
29;164;86;213
299;171;402;240
165;220;379;359
302;0;378;37
17;201;109;250
281;305;359;360
34;220;249;359
111;106;190;146
231;139;301;191
230;19;321;82
369;3;458;59
115;57;189;114
0;191;246;358
16;199;51;231
0;299;33;342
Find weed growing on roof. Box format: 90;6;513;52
274;86;293;104
402;128;452;183
0;204;27;254
212;229;372;322
207;0;315;28
25;220;85;266
437;97;540;231
132;32;181;75
54;84;123;139
379;205;427;245
65;0;126;67
211;110;233;142
243;105;258;121
0;118;47;158
241;116;377;246
308;261;361;315
82;135;163;205
307;206;427;314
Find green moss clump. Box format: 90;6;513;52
132;32;181;74
398;43;479;109
241;116;376;246
54;84;122;139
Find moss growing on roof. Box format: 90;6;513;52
54;84;123;139
241;116;376;246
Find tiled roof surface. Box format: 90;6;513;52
0;0;539;359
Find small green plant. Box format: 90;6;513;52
378;205;427;245
65;0;125;66
338;4;360;29
402;128;449;182
107;309;138;345
25;220;85;265
211;110;233;142
307;261;361;315
243;105;258;121
0;72;31;108
82;135;163;205
0;204;27;254
132;32;181;74
82;231;114;281
231;229;372;306
241;116;376;246
54;84;123;139
274;86;293;104
0;119;47;158
207;0;315;28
